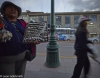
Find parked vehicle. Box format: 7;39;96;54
64;35;75;41
88;36;100;42
48;34;59;40
55;34;59;40
57;34;75;41
57;34;66;40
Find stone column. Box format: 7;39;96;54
61;15;65;28
71;15;74;28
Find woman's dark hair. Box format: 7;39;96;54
75;21;89;36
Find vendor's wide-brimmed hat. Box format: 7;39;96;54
78;16;91;24
0;1;22;17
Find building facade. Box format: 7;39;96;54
19;11;100;37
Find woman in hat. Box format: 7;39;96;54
71;16;95;78
0;1;39;77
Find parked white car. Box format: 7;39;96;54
64;35;75;41
88;36;100;42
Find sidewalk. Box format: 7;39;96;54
25;53;100;78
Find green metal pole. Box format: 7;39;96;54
45;0;60;68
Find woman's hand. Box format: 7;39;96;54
33;41;40;44
91;42;94;45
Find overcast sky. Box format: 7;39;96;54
0;0;100;13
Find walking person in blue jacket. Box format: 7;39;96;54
0;1;39;77
71;16;95;78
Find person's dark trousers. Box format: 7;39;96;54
84;55;90;76
71;52;90;78
0;59;26;77
0;52;27;78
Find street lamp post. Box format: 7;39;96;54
45;0;60;68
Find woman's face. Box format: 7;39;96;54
82;21;87;27
4;5;18;18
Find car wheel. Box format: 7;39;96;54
64;38;66;41
93;39;98;42
67;39;70;41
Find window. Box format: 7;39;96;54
56;16;61;28
38;16;44;22
90;15;97;22
30;16;36;22
22;15;28;22
18;15;23;19
47;16;50;24
23;15;27;20
65;16;70;28
70;30;76;34
74;15;80;28
83;15;89;18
